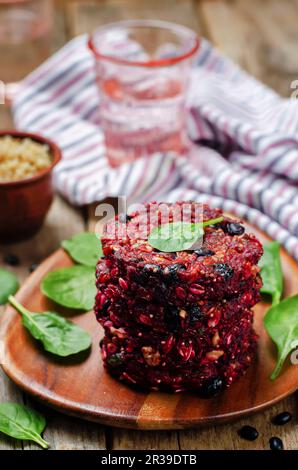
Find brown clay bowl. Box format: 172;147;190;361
0;130;61;243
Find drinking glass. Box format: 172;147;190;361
0;0;53;86
88;20;199;167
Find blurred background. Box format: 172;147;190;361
1;0;298;98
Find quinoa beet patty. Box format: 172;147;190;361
100;316;257;393
94;202;263;394
95;288;261;333
101;203;262;302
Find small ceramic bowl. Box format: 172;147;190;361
0;130;61;243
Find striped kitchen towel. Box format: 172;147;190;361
13;35;298;260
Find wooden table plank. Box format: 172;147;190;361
179;395;298;450
199;0;298;97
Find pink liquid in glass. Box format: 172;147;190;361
89;20;199;167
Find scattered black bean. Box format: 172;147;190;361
29;263;39;273
225;222;245;236
3;253;20;266
269;437;284;450
272;411;292;426
214;263;234;280
194;247;215;257
199;377;224;398
238;425;259;441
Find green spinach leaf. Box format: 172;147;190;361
259;241;283;305
0;402;49;448
62;232;102;267
264;294;298;380
41;265;96;310
148;217;224;252
9;296;91;357
0;268;19;305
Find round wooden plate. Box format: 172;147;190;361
1;223;298;430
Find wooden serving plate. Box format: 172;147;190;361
1;223;298;430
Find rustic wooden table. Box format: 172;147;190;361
0;0;298;451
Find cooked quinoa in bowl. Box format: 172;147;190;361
0;135;52;182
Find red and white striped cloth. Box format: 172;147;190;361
13;35;298;260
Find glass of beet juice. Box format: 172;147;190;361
88;20;199;168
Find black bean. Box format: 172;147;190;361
208;223;222;230
188;305;204;325
272;411;292;426
199;377;224;398
143;264;163;275
163;263;186;282
3;253;20;266
194;248;215;257
29;263;39;273
139;264;163;284
269;437;284;450
225;222;245;236
107;353;124;368
238;425;259;441
99;339;104;348
214;263;234;280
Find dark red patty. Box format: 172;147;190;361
95;202;262;395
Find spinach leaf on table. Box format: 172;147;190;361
0;268;19;305
9;296;92;357
41;265;96;310
259;241;283;305
62;232;102;267
0;402;49;449
264;294;298;380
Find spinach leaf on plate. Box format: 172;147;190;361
9;296;92;357
0;268;19;305
62;232;102;267
259;241;283;305
0;402;49;449
264;294;298;380
41;265;96;310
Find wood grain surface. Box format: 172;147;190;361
1;223;298;432
1;0;298;451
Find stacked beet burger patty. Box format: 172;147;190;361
94;202;263;396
